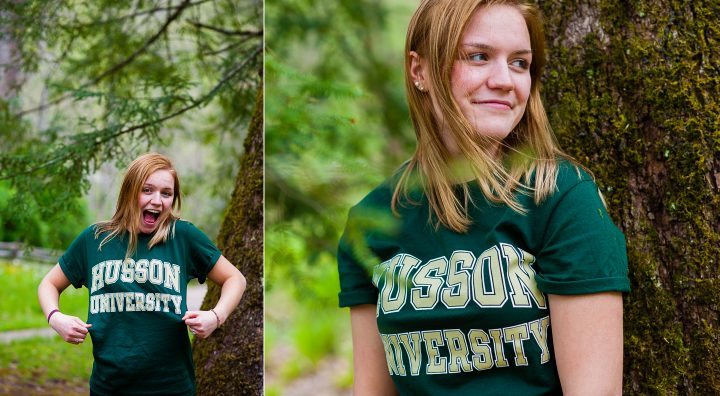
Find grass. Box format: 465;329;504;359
0;260;93;391
0;336;93;385
0;260;88;332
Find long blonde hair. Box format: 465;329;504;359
94;153;182;258
393;0;570;233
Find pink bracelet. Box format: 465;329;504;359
47;309;60;323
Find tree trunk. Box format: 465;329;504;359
192;87;264;395
539;1;720;394
0;2;24;101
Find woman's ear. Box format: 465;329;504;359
409;51;428;92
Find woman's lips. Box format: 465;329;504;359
474;99;512;110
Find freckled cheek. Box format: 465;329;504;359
515;76;532;104
450;66;479;96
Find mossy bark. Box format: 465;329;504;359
192;88;263;395
539;1;720;394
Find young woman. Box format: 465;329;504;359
337;1;630;395
38;152;246;396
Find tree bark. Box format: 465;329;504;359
539;1;720;394
0;2;24;101
192;87;263;395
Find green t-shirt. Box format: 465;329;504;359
59;220;221;396
337;162;630;395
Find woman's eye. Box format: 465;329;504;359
162;192;172;198
511;59;530;69
468;53;488;62
143;188;151;193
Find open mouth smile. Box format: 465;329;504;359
143;209;161;226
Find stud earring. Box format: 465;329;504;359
414;80;426;92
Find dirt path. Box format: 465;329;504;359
0;368;88;396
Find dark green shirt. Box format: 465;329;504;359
60;220;221;396
338;162;630;395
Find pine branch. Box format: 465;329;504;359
59;0;212;29
2;45;261;180
16;0;194;117
187;20;262;37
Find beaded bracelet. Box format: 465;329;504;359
47;309;60;323
210;308;221;328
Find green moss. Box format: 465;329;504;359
540;1;720;393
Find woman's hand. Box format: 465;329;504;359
183;255;244;339
49;312;92;345
182;310;219;339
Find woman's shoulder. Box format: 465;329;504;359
171;219;205;237
554;158;595;193
83;223;105;240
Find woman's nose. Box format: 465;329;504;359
486;62;514;91
149;192;162;204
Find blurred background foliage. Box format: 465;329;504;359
0;0;261;392
265;0;415;393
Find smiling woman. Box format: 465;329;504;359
37;152;247;396
138;170;176;234
337;1;630;395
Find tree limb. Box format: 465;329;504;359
16;0;194;117
187;20;262;37
59;0;212;29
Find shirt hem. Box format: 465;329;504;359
338;290;378;307
536;276;630;295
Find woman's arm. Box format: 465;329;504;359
350;304;398;396
183;255;246;338
548;292;624;396
38;264;92;344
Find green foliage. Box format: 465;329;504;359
265;0;414;282
266;0;415;390
0;181;89;249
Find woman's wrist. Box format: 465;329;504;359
47;308;60;323
210;308;222;327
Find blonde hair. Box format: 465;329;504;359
393;0;572;233
95;152;182;258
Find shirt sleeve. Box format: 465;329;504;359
337;207;380;308
58;227;91;289
181;221;222;284
534;180;631;295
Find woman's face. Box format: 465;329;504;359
450;4;532;145
137;169;175;234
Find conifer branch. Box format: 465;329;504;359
16;0;194;117
2;45;261;180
